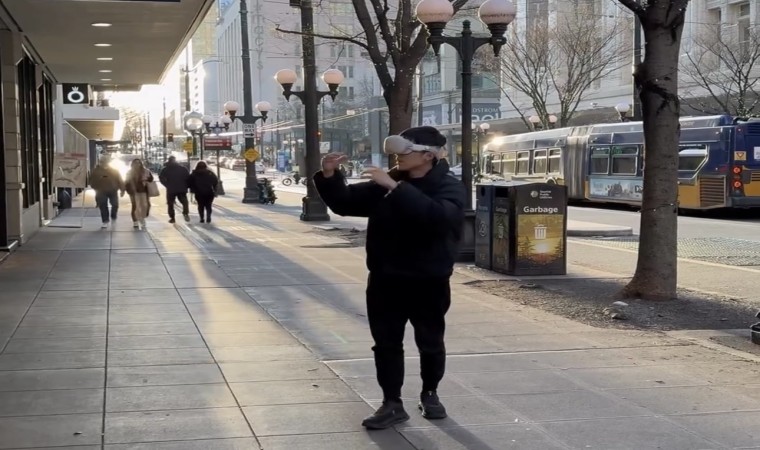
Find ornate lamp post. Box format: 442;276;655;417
416;0;516;261
223;100;271;203
615;103;632;122
275;68;344;221
472;122;490;176
528;115;542;131
548;114;558;129
183;111;204;169
201;114;233;195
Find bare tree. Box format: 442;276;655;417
617;0;690;301
276;0;468;137
499;7;628;129
681;24;760;117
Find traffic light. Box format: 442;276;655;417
167;133;174;143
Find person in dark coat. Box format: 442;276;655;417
313;126;466;430
158;156;190;223
188;161;219;223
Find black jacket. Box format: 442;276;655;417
159;162;190;195
314;159;466;278
188;169;219;197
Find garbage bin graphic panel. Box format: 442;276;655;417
491;196;511;273
475;185;494;269
514;184;567;276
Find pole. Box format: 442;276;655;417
460;23;474;211
299;0;329;221
632;10;643;121
417;67;424;126
199;131;205;161
162;98;167;150
240;0;260;203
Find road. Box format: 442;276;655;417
216;167;760;242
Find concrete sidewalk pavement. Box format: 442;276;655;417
0;192;759;449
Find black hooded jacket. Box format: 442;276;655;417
313;159;466;278
188;169;219;197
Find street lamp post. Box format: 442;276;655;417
222;100;271;203
275;68;344;221
548;114;558;129
472;122;490;177
528;115;542;131
201;114;233;195
615;103;632;122
183;111;204;169
416;0;516;261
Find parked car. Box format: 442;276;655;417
231;159;246;170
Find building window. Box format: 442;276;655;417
17;56;40;208
737;2;751;50
347;45;355;57
347;66;354;78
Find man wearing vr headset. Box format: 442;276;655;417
314;126;466;429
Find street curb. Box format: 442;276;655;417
567;227;633;237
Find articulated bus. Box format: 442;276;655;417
480;115;760;210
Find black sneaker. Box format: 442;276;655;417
168;218;176;224
361;400;409;430
419;391;447;419
200;218;205;223
183;214;190;222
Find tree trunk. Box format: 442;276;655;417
385;80;414;135
621;11;685;301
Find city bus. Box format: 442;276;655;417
481;115;760;210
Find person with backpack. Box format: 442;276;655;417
188;161;219;223
124;158;154;230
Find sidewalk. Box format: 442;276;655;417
0;192;759;449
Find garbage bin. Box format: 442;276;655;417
490;182;567;276
474;184;494;269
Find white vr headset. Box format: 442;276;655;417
383;135;445;157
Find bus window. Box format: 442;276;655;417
590;147;610;174
516;151;530;174
533;149;547;174
485;154;498;174
678;145;708;171
501;152;517;175
548;148;561;173
611;145;638;175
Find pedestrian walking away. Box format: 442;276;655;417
314;126;466;430
188;160;219;224
90;154;125;229
125;158;154;230
159;155;191;223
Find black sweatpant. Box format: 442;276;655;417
196;194;214;220
167;192;189;220
366;272;452;401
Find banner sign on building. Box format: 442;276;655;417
456;103;502;122
53;153;88;188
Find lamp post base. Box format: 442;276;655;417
242;186;260;203
455;209;476;262
300;196;330;221
215;180;225;196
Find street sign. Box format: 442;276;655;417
244;148;260;162
204;136;233;150
183;141;193;153
243;123;255;139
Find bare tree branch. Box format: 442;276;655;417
274;25;372;52
680;23;760;117
616;0;646;18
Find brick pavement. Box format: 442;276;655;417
0;191;759;449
